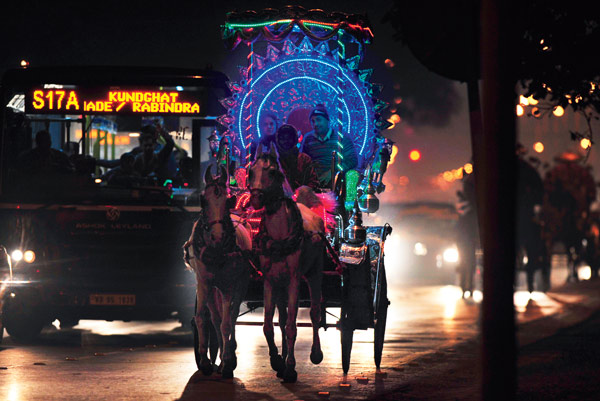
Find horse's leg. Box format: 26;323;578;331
194;283;214;376
306;240;324;364
283;273;300;383
276;289;288;363
218;290;235;378
206;289;224;373
219;268;248;379
263;278;285;376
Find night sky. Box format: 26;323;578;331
2;0;593;206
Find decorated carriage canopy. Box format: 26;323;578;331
220;6;392;172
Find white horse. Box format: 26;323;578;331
183;165;252;378
248;147;326;383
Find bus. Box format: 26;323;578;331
0;65;229;341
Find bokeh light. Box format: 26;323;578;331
580;138;592;149
552;105;565;117
516;104;524;116
409;149;421;162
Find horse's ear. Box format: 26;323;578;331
256;143;263;158
218;164;228;185
226;195;237;210
204;164;214;185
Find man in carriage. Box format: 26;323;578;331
301;104;358;188
273;124;320;192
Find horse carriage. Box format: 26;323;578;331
183;7;395;381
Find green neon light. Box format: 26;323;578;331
345;169;360;211
226;19;335;30
226;20;290;28
303;22;334;30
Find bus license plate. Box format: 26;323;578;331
89;294;136;306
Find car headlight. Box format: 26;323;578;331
443;246;459;263
413;242;428;256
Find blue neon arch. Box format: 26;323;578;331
233;55;375;158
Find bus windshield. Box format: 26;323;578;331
0;66;229;206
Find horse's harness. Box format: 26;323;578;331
189;182;253;269
252;195;307;262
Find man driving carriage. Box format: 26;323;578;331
274;124;320;192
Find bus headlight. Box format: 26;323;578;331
24;250;36;263
11;249;23;262
10;249;36;263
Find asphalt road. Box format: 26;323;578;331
0;262;584;400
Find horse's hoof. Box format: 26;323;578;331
282;367;298;383
221;368;234;379
270;354;285;373
200;360;213;376
216;362;223;374
229;356;237;371
310;348;324;365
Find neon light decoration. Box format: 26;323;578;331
220;7;392;169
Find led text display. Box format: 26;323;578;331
26;87;203;115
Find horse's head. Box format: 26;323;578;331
201;164;236;245
248;144;285;209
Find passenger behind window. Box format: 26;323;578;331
17;130;74;176
103;152;142;187
132;125;175;185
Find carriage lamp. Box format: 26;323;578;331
344;200;367;243
358;169;379;214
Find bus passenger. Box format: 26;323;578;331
104;152;140;187
133;125;174;184
301;104;358;188
17;130;74;175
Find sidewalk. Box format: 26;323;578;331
375;277;600;400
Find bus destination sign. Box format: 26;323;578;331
26;87;203;115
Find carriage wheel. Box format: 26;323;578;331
341;324;354;374
374;265;389;369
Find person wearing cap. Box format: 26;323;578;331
250;111;278;161
274;124;319;191
301;104;358;187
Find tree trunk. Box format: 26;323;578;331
480;0;517;400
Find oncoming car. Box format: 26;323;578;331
382;202;460;283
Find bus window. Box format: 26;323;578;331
0;66;229;205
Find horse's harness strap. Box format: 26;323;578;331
253;198;305;261
206;219;228;229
